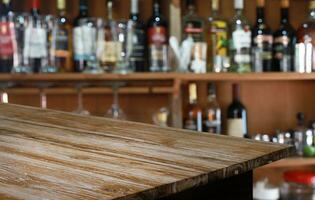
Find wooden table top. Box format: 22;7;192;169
0;104;292;200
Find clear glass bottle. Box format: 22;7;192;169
203;83;221;134
295;0;315;73
183;0;207;73
229;0;252;73
208;0;229;73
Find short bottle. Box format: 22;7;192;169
229;0;252;73
227;84;248;138
203;83;221;134
184;83;203;132
208;0;229;73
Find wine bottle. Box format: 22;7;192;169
183;0;207;73
273;0;296;72
128;0;146;72
208;0;229;73
203;83;221;134
229;0;252;73
227;84;248;138
28;0;47;73
184;83;203;132
55;0;72;72
73;0;89;72
252;0;273;72
0;0;14;73
147;0;169;72
295;0;315;73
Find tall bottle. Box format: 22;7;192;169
183;0;207;73
73;0;89;72
55;0;72;72
273;0;295;72
0;0;14;73
295;0;315;73
203;83;221;134
229;0;252;73
184;83;202;132
208;0;229;73
28;0;47;73
147;0;169;72
227;84;248;138
252;0;273;72
128;0;146;72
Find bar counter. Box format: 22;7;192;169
0;104;292;200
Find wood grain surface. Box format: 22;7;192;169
0;104;292;200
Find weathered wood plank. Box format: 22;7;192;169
0;104;293;200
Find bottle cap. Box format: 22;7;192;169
212;0;219;11
3;0;10;4
57;0;66;10
281;0;289;8
131;0;139;14
284;171;315;185
234;0;244;9
310;0;315;9
189;83;198;102
257;0;265;7
208;83;216;95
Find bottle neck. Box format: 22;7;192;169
235;8;243;16
280;8;289;24
256;7;265;24
309;8;315;20
2;2;12;16
31;0;40;16
130;0;139;21
232;85;240;102
107;0;113;20
189;84;198;104
187;4;196;15
153;1;161;16
79;0;88;17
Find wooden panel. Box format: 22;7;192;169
0;104;292;200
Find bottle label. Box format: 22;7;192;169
210;21;228;56
231;28;251;66
184;112;203;132
295;37;313;73
73;26;95;61
55;28;70;59
184;21;204;42
0;21;14;58
227;118;244;138
99;41;122;63
274;36;292;72
253;34;273;60
148;26;168;71
191;42;207;73
129;21;146;62
24;26;47;58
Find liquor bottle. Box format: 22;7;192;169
28;0;47;73
203;83;221;134
183;0;207;73
184;83;202;132
0;0;14;73
295;0;315;73
128;0;147;72
252;0;273;72
227;84;248;138
147;0;169;72
73;0;89;72
273;0;296;72
55;0;72;72
229;0;252;73
294;113;307;156
208;0;229;73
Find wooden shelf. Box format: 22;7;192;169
261;157;315;169
1;73;315;83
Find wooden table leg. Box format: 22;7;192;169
160;171;253;200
